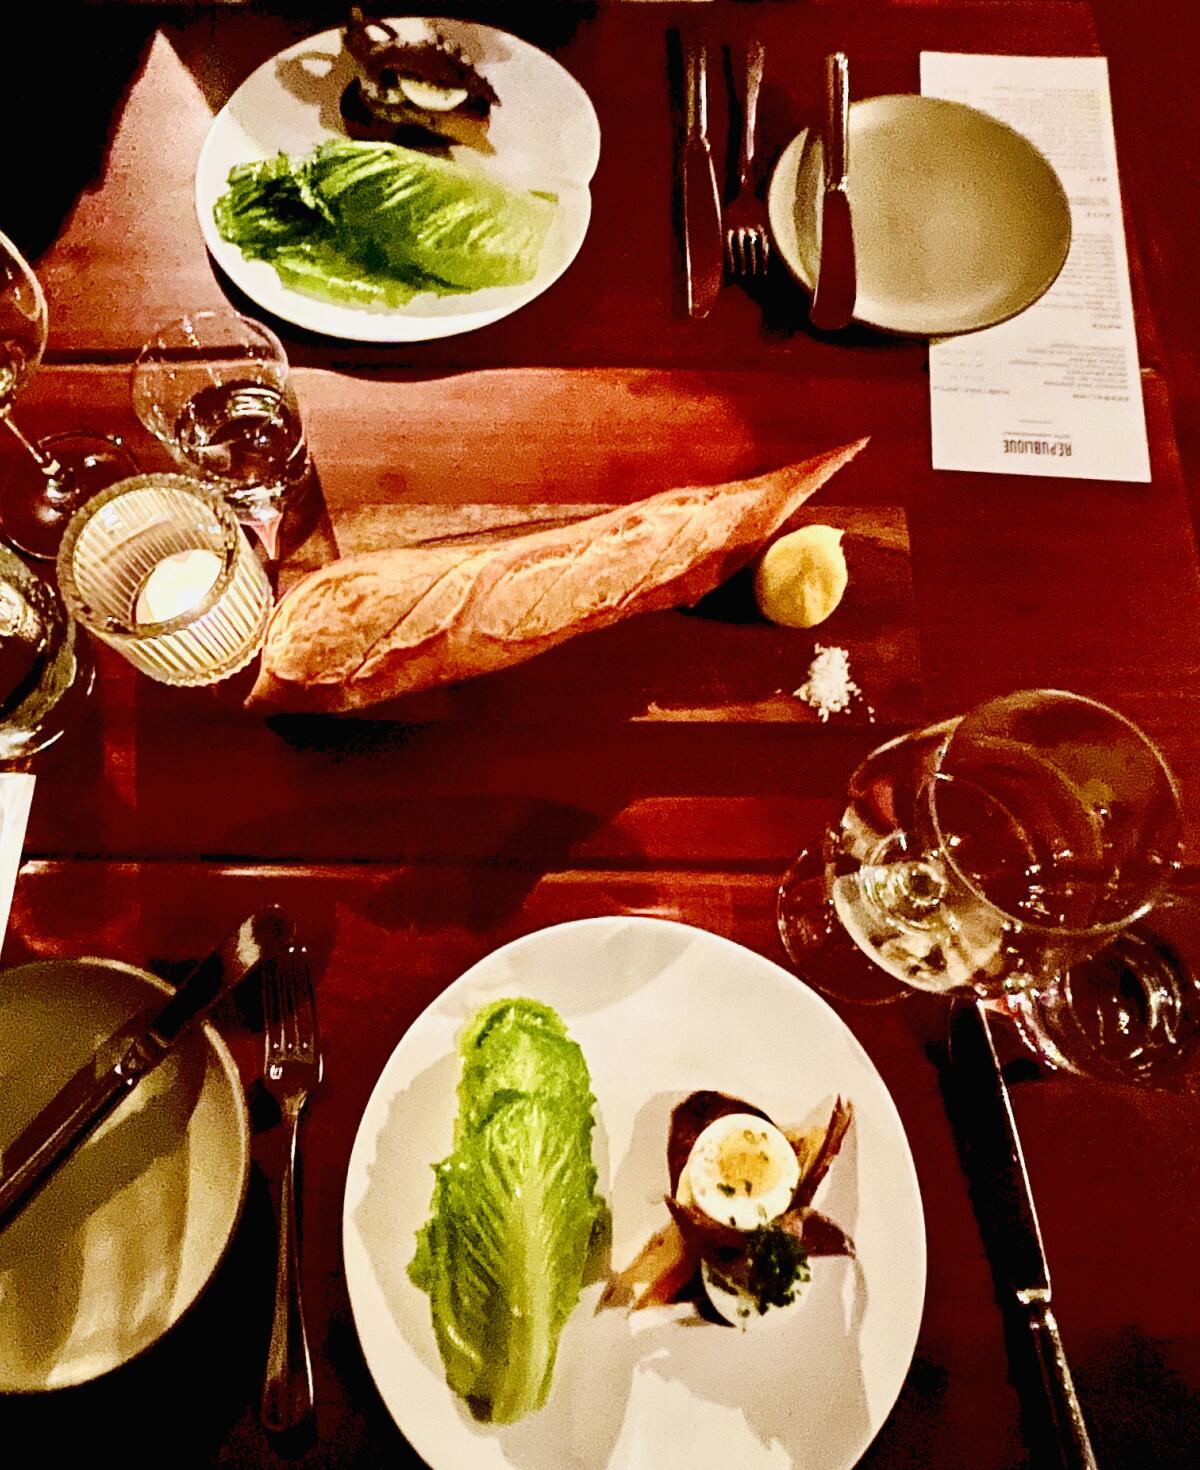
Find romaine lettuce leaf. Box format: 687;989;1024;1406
213;155;325;256
410;997;605;1423
213;140;557;309
302;140;556;291
269;243;432;309
455;997;593;1141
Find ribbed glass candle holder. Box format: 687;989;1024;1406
56;474;272;686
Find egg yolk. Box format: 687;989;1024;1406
681;1113;800;1232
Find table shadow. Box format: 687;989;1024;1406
0;1036;203;1390
1;11;155;258
0;1168;271;1466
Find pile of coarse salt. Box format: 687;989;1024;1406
795;644;860;721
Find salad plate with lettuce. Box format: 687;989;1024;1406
194;17;599;341
343;917;925;1470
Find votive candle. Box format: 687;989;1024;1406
57;474;273;686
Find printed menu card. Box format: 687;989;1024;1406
920;52;1151;482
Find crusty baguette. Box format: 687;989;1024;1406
248;440;867;712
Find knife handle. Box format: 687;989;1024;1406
734;40;766;190
823;52;849;188
0;1049;135;1229
1025;1295;1100;1470
685;37;707;140
152;907;294;1045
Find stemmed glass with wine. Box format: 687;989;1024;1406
778;689;1200;1087
0;228;137;561
131;309;310;561
0;541;91;763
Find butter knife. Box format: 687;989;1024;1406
950;1002;1099;1470
681;35;723;318
0;907;295;1232
810;52;857;332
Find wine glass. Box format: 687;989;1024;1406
777;689;1196;1083
131;309;311;561
0;229;138;560
0;542;92;764
1007;888;1200;1089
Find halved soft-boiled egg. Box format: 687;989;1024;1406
677;1113;800;1231
676;1112;805;1328
399;78;470;112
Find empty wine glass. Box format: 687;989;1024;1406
131;310;311;561
0;229;138;560
778;689;1195;1083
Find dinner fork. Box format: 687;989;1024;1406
261;945;323;1436
724;39;769;279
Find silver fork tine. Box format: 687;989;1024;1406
264;973;274;1039
264;960;282;1049
290;964;317;1062
267;951;316;1063
751;227;769;276
271;954;291;1055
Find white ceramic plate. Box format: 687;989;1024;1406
344;916;926;1470
195;17;601;342
768;95;1071;336
0;958;249;1390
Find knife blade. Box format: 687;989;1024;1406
950;1002;1099;1470
0;906;295;1232
810;52;858;332
680;35;723;318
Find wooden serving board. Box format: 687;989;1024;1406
278;500;921;726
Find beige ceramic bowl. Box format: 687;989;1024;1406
0;957;249;1391
768;94;1072;336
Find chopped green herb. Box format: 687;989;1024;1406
744;1225;811;1314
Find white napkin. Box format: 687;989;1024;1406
0;773;35;948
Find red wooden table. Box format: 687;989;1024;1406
2;3;1199;1467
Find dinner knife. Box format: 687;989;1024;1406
0;906;295;1232
950;1001;1099;1470
681;35;723;318
809;52;858;332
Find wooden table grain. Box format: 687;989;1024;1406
1;3;1199;1468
